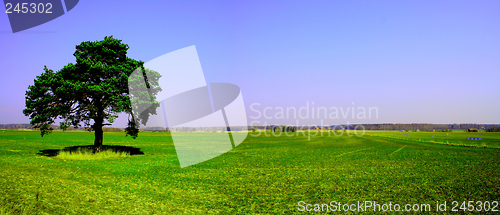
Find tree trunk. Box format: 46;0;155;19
94;117;103;148
94;99;104;152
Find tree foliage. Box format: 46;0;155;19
23;36;161;146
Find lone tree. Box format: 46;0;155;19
23;36;161;148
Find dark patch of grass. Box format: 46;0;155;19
38;145;145;157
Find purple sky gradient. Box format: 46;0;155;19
0;0;499;127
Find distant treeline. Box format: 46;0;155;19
0;124;123;132
142;126;249;132
252;123;500;132
0;124;33;129
1;123;499;132
485;126;500;132
352;123;498;132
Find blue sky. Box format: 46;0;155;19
0;0;499;126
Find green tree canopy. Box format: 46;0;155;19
23;36;161;147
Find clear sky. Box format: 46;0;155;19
0;0;499;127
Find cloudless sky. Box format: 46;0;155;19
0;0;499;126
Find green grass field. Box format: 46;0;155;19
0;130;499;214
367;130;500;148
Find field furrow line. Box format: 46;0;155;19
390;145;406;156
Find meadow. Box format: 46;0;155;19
0;129;499;214
366;130;500;148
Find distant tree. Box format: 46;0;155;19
23;36;161;148
486;126;500;132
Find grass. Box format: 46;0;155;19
55;148;130;161
0;129;499;214
366;130;500;148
